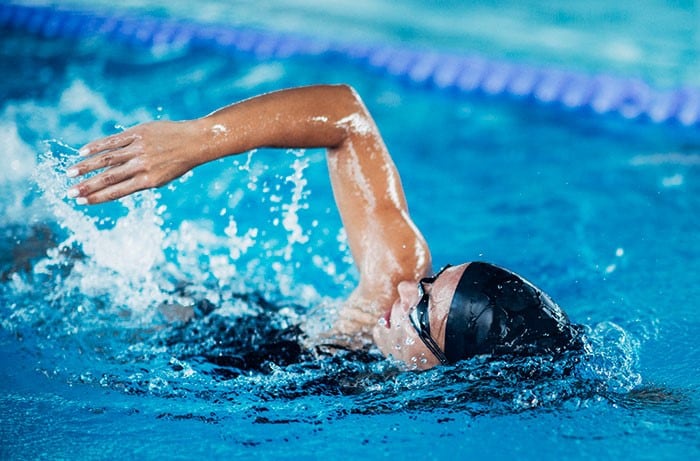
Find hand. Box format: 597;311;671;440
67;120;203;204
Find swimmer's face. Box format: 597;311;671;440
372;264;468;370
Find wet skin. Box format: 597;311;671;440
373;264;469;370
68;84;457;369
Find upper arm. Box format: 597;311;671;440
326;86;431;314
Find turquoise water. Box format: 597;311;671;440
1;1;699;459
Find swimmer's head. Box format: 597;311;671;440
372;262;581;369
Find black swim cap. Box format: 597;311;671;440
444;262;580;363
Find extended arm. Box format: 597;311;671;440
70;84;431;338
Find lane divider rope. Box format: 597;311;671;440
2;3;699;128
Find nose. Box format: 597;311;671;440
397;281;419;310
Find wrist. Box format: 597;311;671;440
192;113;253;164
183;118;219;164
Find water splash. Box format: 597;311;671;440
2;133;650;430
280;152;311;261
33;142;168;317
11;141;649;417
1;73;655;426
0;119;40;223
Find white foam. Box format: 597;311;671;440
33;149;168;315
24;121;339;324
1;77;152;223
0;119;40;222
0;121;36;182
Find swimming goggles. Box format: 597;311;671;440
410;261;580;366
408;265;452;365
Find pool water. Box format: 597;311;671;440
1;1;699;459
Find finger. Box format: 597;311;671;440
68;164;136;199
67;147;136;178
78;131;138;157
78;177;144;205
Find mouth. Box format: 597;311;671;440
383;302;394;328
384;297;405;328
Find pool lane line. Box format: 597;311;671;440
1;3;699;129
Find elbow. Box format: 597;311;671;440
337;83;361;100
326;84;365;112
328;84;375;137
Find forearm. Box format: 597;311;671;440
69;84;367;204
190;84;363;165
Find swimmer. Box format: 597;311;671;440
67;84;581;370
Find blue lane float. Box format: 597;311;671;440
2;3;699;128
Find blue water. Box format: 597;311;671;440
1;1;699;460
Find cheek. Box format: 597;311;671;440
372;314;402;356
372;310;426;367
372;306;394;351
